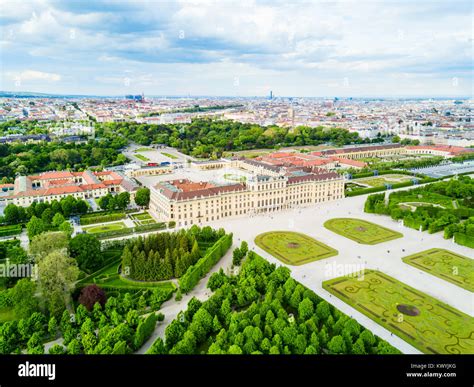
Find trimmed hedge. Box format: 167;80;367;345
92;222;167;240
80;213;126;225
179;233;233;293
0;224;22;237
0;239;21;259
133;313;158;350
454;232;474;249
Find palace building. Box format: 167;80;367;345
149;167;344;227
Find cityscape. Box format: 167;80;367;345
0;0;472;385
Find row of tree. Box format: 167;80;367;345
121;227;224;281
0;133;127;178
1;196;88;225
99;119;370;159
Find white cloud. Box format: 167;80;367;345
9;70;62;82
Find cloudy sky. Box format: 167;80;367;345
0;0;472;97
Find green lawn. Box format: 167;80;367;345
354;174;413;187
133;212;153;221
402;248;474;292
82;222;127;234
323;270;474;354
135;147;152;152
161;152;178;159
324;218;403;245
255;231;338;265
135;154;150;162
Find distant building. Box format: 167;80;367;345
125;94;144;102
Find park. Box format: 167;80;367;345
324;218;403;245
323;270;474;354
255;231;338;265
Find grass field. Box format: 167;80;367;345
324;218;403;245
323;270;474;354
353;174;413;187
135;154;150;162
161;152;178;159
402;249;474;292
135;147;152;152
130;212;156;226
82;222;127;234
255;231;338;265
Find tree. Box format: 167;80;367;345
135;188;150;207
49;344;66;354
10;279;39;319
29;231;69;259
98;195;111;211
27;216;46;240
328;335;347;354
391;135;401;143
232;248;243;266
67;338;82;354
298;298;314;321
37;250;79;316
69;234;104;273
59;221;73;237
316;300;331;321
27;332;44;354
48;316;58;337
228;344;243;354
116;192;130;210
51;213;66;227
78;285;107;311
3;204;20;224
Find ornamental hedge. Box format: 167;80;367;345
179;233;233;293
0;224;22;237
80;213;126;225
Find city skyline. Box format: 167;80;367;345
1;0;472;98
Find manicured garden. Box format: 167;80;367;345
135;147;152;152
130;212;156;226
402;248;474;292
353;174;414;188
148;252;399;354
82;222;127;234
323;270;474;354
324;218;403;245
365;176;474;248
255;231;338;265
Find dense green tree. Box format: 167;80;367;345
69;234;104;273
10;279;39;319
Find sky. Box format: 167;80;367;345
0;0;472;97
